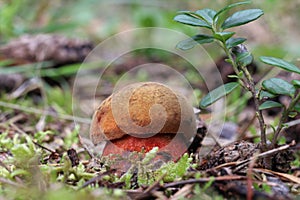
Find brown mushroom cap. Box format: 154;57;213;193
90;82;195;144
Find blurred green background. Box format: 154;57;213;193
0;2;299;199
1;0;300;118
1;0;300;58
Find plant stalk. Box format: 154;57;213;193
240;65;267;151
271;92;300;146
220;42;267;151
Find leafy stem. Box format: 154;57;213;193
219;40;267;151
175;1;300;154
221;43;239;74
239;64;267;150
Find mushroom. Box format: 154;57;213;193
90;82;196;161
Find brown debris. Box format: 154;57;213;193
199;140;295;173
0;74;24;92
0;34;94;65
67;148;80;167
216;179;293;200
199;141;259;170
187;118;207;154
80;169;123;189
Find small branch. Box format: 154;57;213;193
244;118;300;140
246;151;257;200
0;177;25;188
233;140;295;173
257;140;295;157
163;175;245;188
33;141;56;153
284;118;300;128
0;101;91;124
143;173;166;194
79;169;116;190
221;42;267;150
272;92;300;146
240;65;267;151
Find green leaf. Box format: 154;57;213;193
176;38;197;51
177;10;193;14
278;136;286;145
225;58;233;64
193;34;215;44
155;153;191;182
0;61;53;75
176;34;214;50
259;90;277;100
294;102;300;112
199;82;239;108
11;169;30;178
236;52;253;67
175;153;191;177
142;147;158;165
288;111;298;118
213;1;251;21
213;31;235;42
174;14;211;28
0;59;14;67
11;143;35;163
40;63;81;77
227;74;239;79
292;80;300;88
259;101;283;110
262;78;296;97
222;9;264;29
203;177;215;191
260;56;300;74
237;71;244;78
195;8;216;25
226;37;247;49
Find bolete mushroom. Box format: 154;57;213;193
90;82;196;161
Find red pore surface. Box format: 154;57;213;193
103;134;187;161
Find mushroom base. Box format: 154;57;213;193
103;134;188;161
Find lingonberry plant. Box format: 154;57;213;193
174;1;300;152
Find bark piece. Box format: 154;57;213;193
0;34;93;64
